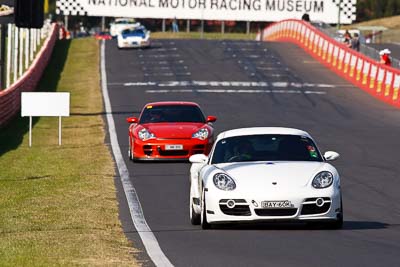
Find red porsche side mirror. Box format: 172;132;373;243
126;117;138;123
206;116;217;123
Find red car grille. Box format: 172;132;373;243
159;150;189;156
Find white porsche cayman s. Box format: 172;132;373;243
189;127;343;229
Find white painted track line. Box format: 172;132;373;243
100;40;173;267
109;80;337;88
145;89;327;94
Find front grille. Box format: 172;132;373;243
254;208;297;216
192;144;206;154
159;150;189;156
304;197;330;202
219;199;247;204
301;203;331;215
143;145;153;156
219;205;251;216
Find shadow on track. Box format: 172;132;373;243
123;221;389;233
209;220;389;231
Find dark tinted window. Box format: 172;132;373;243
140;105;205;124
211;134;322;164
122;29;144;35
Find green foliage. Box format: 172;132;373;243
357;0;400;21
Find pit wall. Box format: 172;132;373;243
0;23;58;127
257;19;400;108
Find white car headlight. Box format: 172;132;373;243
192;128;209;140
138;128;155;141
213;173;236;191
312;171;333;189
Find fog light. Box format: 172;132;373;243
226;199;236;209
316;198;325;207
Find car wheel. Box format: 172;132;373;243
128;138;133;161
326;195;343;229
330;196;344;229
201;189;211;229
190;195;200;225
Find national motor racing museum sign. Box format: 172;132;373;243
56;0;357;24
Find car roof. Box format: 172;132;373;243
144;101;200;107
122;26;144;31
114;18;135;22
217;127;312;140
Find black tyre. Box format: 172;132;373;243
190;197;201;225
327;196;344;229
201;190;211;230
128;139;133;161
331;197;344;229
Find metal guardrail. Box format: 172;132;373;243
312;22;400;69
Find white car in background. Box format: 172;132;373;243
117;26;151;49
110;17;139;37
189;127;343;229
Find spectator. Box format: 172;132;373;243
172;17;179;33
301;13;310;22
351;33;360;51
343;30;352;48
379;49;391;66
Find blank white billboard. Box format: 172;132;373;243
21;92;70;117
56;0;357;24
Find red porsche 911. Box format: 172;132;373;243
126;101;217;161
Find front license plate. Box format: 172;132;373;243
261;200;292;208
165;144;183;150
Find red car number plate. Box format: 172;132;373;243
165;144;183;150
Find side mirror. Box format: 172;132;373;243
206;116;217;123
126;117;138;124
324;151;340;161
189;154;208;164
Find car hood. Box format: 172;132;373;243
142;123;206;139
216;161;326;189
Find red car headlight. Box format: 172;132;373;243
192;128;209;140
138;128;156;141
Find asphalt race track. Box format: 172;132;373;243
104;39;400;267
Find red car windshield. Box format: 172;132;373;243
139;105;205;124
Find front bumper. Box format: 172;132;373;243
132;137;213;160
118;40;150;48
202;187;341;224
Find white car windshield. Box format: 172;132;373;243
211;134;323;164
114;20;135;24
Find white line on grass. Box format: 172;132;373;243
100;40;173;267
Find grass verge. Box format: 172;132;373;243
346;15;400;43
0;38;140;266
